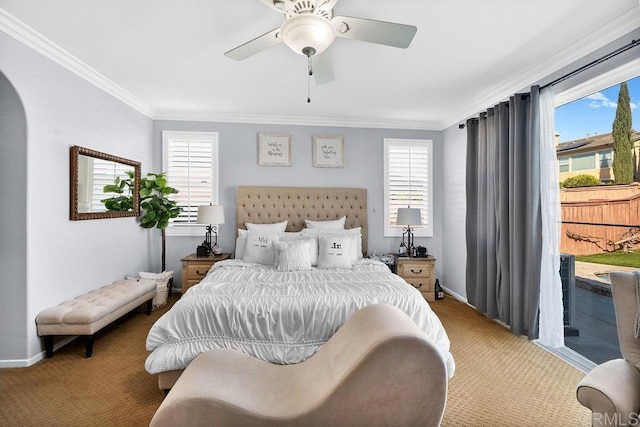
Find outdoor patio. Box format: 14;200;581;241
565;261;637;364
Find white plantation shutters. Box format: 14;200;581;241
384;139;433;237
162;131;218;236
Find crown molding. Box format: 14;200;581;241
153;110;443;130
443;3;640;130
0;8;156;118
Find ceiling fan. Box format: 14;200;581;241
224;0;418;85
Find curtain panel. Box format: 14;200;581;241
465;86;543;339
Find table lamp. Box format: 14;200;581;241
197;205;225;255
396;207;422;257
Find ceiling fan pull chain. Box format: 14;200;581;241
307;54;313;103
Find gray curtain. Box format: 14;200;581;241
465;86;542;339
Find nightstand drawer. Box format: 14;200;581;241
405;278;432;291
185;263;213;281
397;262;430;278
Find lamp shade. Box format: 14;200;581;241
280;14;336;56
197;205;225;225
396;207;422;226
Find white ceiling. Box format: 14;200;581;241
1;0;639;129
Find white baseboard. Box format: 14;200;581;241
442;286;468;304
0;336;77;368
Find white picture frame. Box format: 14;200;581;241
258;133;292;167
313;135;344;168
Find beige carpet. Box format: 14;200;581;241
0;294;589;426
431;297;588;426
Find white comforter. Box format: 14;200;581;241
145;259;455;377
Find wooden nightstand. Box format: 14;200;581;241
180;253;231;295
393;255;436;302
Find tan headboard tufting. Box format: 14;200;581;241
236;186;368;255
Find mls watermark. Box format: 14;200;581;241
578;411;640;426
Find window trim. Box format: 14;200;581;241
383;138;433;238
162;130;219;237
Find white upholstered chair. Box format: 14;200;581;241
577;271;640;426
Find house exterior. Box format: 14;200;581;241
556;131;640;183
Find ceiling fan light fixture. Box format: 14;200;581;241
280;14;336;56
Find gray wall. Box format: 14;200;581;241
0;70;28;359
0;32;155;365
153;121;445;289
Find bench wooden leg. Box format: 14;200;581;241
85;335;94;358
44;336;54;358
146;298;153;315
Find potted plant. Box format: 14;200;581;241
103;171;181;271
139;172;181;271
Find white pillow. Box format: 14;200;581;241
242;231;280;265
304;216;346;229
273;240;313;271
317;236;354;269
301;227;362;260
245;220;288;233
280;235;319;266
236;229;302;260
235;229;248;259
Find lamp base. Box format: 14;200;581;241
197;245;210;257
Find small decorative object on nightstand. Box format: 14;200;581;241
180;252;231;295
393;254;436;301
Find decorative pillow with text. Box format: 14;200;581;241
242;231;280;266
317;236;354;269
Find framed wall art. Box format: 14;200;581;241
258;133;292;166
313;135;344;168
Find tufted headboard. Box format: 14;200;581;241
236;186;368;255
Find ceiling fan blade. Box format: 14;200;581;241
332;15;417;48
312;50;335;85
224;28;282;60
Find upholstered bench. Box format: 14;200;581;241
36;279;157;358
150;303;448;427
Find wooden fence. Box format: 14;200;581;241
561;184;640;255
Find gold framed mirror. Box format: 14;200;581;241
70;145;141;221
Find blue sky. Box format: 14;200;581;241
555;76;640;143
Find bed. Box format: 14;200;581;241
145;186;454;390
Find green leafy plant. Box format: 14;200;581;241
560;174;601;188
139;172;181;229
139;172;181;271
101;171;135;211
103;171;181;270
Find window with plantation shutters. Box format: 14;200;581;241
384;139;433;237
162;131;218;236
